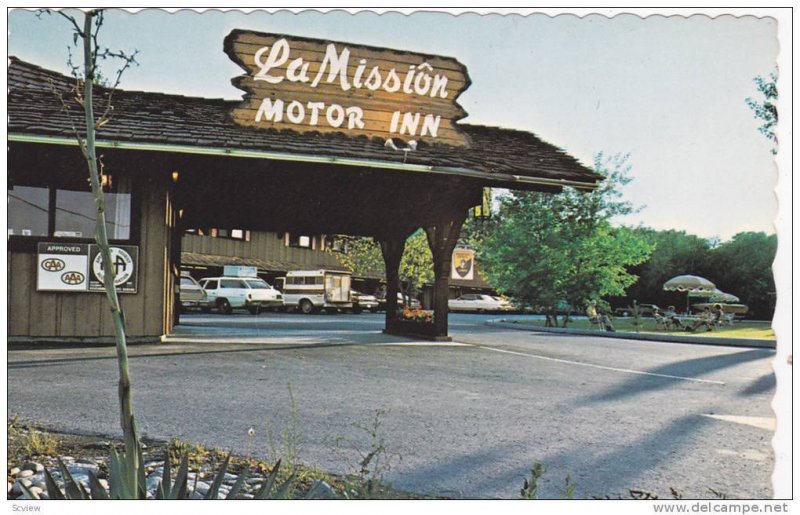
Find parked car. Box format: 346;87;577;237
199;276;283;315
178;273;212;312
613;304;660;317
351;290;379;313
448;293;514;313
376;292;422;311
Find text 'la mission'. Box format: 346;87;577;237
249;38;453;138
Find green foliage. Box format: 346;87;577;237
335;231;433;298
482;153;654;322
334;235;385;278
265;383;302;477
708;232;777;319
10;422;60;458
24;451;302;500
339;408;397;499
614;229;776;319
745;70;778;153
520;462;547;499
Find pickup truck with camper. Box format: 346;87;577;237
274;269;352;314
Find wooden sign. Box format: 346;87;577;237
224;29;471;147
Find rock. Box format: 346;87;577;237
68;462;99;475
21;462;40;472
98;479;109;490
193;481;211;494
146;475;162;492
12;478;33;493
9;467;20;477
223;472;238;482
17;469;34;479
28;486;43;499
7;481;13;493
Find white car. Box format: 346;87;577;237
448;294;514;313
199;276;283;315
351;290;379;313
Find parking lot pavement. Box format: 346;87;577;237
7;313;777;499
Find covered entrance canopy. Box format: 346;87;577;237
8;52;600;340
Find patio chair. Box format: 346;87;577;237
654;314;675;331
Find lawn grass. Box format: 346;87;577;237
517;318;775;340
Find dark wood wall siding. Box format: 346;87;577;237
8;177;172;339
181;232;343;269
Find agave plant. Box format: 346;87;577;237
19;445;322;500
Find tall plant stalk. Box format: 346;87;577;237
79;9;140;473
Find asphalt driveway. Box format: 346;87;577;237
7;313;778;499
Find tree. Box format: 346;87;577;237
481;153;654;326
619;228;713;308
745;70;778;154
335;231;433;305
708;232;777;319
47;8;144;498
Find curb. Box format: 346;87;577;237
485;319;776;350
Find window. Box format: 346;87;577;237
288;233;312;248
180;277;195;286
204;280;219;290
186;227;250;241
8;178;132;240
8;186;49;237
220;279;243;289
245;279;269;289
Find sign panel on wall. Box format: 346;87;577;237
88;245;139;293
224;30;472;147
37;243;90;292
36;243;138;294
451;247;475;281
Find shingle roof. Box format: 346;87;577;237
7;56;602;187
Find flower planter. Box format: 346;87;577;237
384;319;450;341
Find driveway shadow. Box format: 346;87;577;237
578;349;771;406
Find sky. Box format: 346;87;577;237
6;8;783;241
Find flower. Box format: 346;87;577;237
399;308;434;324
247;427;256;437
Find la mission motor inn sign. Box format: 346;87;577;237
224;30;472;147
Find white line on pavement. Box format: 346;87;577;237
475;345;726;385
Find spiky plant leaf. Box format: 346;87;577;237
87;470;110;500
253;459;282;500
156;451;172;500
273;472;297;500
43;467;66;500
108;447;122;499
169;454;190;500
17;482;38;500
225;464;250;500
204;453;231;500
57;459;87;499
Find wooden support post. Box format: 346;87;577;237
378;234;406;334
424;208;469;339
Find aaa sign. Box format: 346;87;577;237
224;30;471;147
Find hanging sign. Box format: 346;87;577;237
224;30;471;147
451;248;475;281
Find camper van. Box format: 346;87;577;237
276;270;352;314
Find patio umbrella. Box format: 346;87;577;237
707;289;740;303
663;275;716;313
